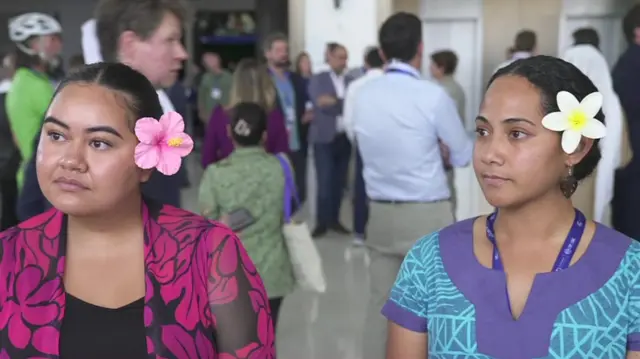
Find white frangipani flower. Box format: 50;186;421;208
541;91;607;154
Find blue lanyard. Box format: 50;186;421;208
385;68;420;79
486;209;586;314
269;69;295;106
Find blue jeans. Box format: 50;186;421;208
313;134;351;228
353;148;369;237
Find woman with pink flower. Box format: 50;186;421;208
0;62;274;358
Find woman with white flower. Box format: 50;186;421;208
382;55;640;359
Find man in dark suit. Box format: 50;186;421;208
263;33;312;204
0;63;20;229
308;43;351;237
612;4;640;238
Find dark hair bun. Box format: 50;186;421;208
230;102;268;146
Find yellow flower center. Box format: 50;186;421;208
567;110;587;131
167;137;183;147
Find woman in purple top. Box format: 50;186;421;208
202;58;289;167
382;55;640;359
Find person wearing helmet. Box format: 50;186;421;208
5;12;62;189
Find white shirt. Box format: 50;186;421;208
351;61;473;202
330;71;346;132
157;89;175;113
81;19;102;65
344;68;384;141
494;51;532;74
563;44;623;222
0;79;11;94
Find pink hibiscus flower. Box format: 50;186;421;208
134;111;194;176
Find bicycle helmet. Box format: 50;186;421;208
9;13;61;43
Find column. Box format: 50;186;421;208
289;0;306;57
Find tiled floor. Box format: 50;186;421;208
182;154;371;359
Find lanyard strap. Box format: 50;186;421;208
269;69;295;106
385;68;420;79
486;209;586;316
485;208;586;272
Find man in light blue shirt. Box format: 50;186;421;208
344;47;385;245
351;12;473;358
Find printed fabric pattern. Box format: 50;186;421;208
198;147;296;299
386;231;640;358
0;201;275;358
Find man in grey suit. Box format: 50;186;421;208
308;43;351;238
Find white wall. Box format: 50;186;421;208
303;0;380;71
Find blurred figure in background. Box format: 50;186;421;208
199;102;295;331
429;50;465;122
6;12;63;190
346;46;376;80
94;0;189;207
352;13;473;357
494;30;537;73
344;46;385;245
0;53;20;230
67;53;85;72
265;33;312;205
612;4;640;238
17;0;190;220
198;52;232;124
429;50;466;218
572;27;600;49
201;58;289;167
309;42;351;238
563;28;623;225
294;51;313;80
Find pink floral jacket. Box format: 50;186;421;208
0;202;275;358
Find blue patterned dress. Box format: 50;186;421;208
382;218;640;358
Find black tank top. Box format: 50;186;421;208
59;293;147;358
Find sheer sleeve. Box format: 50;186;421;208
207;225;275;358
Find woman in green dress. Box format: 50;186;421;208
198;102;295;330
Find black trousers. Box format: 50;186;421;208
0;175;19;230
269;297;284;331
288;147;308;205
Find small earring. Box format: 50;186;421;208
560;165;577;198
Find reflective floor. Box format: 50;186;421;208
182;154;371;359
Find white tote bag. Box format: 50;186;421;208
275;154;327;293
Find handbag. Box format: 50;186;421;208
275;153;327;293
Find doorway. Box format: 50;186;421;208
420;0;491;220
